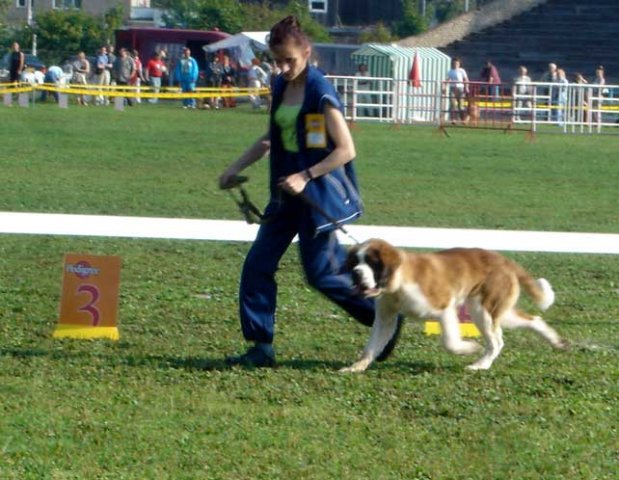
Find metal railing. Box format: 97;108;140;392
327;75;619;134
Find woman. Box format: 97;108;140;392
71;51;90;106
219;16;401;367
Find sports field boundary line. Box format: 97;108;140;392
1;211;618;254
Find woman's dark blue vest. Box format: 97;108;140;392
269;66;364;234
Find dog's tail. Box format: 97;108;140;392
516;268;555;311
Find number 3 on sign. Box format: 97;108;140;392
57;254;121;333
77;284;101;326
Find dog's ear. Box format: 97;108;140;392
345;244;360;272
375;241;401;288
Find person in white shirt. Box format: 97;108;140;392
445;57;469;122
513;65;532;121
247;58;268;109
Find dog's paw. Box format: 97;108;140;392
452;340;482;356
339;361;369;373
554;338;571;351
466;359;493;371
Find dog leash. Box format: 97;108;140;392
224;174;360;244
223;175;270;225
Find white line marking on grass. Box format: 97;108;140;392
1;211;619;254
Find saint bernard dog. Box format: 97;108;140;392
342;239;568;372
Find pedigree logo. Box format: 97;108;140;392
65;261;101;279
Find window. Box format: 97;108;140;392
16;0;27;8
53;0;82;8
308;0;327;13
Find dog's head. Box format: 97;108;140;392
346;239;402;298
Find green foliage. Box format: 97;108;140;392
433;0;467;23
154;0;196;28
7;7;125;65
154;0;330;42
359;22;396;44
0;0;10;27
31;11;101;64
102;5;125;43
393;0;428;38
195;0;245;32
284;0;330;43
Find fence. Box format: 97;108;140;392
3;76;619;134
327;75;619;134
0;81;270;107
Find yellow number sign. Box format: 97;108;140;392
424;305;480;337
54;254;122;340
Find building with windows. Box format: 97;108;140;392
6;0;156;25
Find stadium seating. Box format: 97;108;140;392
440;0;619;84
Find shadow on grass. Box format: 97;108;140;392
0;346;454;374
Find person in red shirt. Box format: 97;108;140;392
480;60;502;100
144;51;167;103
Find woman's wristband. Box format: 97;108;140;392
304;168;314;181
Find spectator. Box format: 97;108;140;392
40;65;64;102
221;55;237;108
355;63;373;118
540;62;558;83
591;65;606;123
480;60;501;99
247;58;268;109
219;15;398;368
174;47;199;109
106;44;117;85
8;42;25;83
573;72;589;122
31;67;45;85
130;49;145;104
94;46;110;106
72;51;90;106
159;48;170;86
206;55;223;108
445;57;469;123
556;68;569;126
114;47;136;106
145;51;166;104
513;65;532;121
540;62;558;121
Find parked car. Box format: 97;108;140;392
0;52;46;82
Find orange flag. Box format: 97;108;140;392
409;50;421;88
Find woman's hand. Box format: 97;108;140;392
219;167;242;189
278;171;309;196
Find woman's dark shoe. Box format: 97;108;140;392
225;344;276;368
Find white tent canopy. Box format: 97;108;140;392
203;31;269;68
203;31;269;53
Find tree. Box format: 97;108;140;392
153;0;202;29
153;0;330;42
360;23;396;44
436;0;468;22
393;0;428;38
16;7;126;64
0;0;12;46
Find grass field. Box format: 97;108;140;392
1;103;618;479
